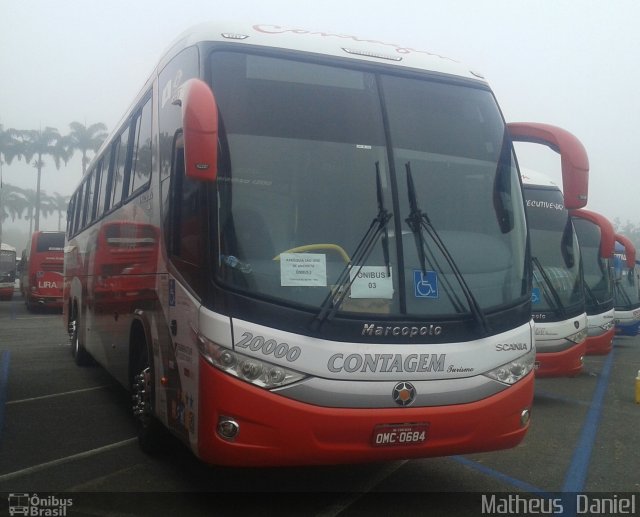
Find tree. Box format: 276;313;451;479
0;124;21;167
0;125;22;246
49;192;70;231
19;188;51;237
0;183;28;248
17;127;68;232
0;184;28;222
68;121;108;176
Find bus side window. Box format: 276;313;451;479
110;126;132;209
90;159;103;223
73;183;84;234
169;137;205;293
129;97;153;196
97;148;114;216
67;194;76;236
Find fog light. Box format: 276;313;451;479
217;417;239;441
520;409;531;427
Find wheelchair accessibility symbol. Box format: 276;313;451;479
414;270;439;298
531;287;541;305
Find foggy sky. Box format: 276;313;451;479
1;0;639;235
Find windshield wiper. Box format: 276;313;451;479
614;280;633;306
404;162;491;336
311;162;392;330
531;256;567;319
583;281;599;306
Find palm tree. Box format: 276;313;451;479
68;121;108;176
18;127;67;232
0;126;23;247
0;183;28;247
0;124;21;167
50;192;70;231
19;188;39;237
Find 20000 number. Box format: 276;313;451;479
235;331;301;362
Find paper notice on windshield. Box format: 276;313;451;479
280;253;327;286
349;266;393;299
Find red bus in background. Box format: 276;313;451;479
90;221;159;310
0;243;17;301
19;231;65;311
570;209;616;355
612;234;640;336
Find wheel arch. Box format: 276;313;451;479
129;310;154;389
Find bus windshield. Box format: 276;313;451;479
0;247;16;276
613;252;639;310
572;218;613;309
210;51;528;320
36;232;65;252
525;186;584;316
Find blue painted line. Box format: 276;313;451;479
0;350;10;438
453;349;615;516
452;455;548;496
561;349;615;493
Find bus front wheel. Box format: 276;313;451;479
131;338;166;453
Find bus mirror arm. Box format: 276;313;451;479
177;78;219;182
507;122;589;210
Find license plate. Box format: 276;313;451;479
371;422;429;447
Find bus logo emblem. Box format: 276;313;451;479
413;270;438;298
392;382;416;406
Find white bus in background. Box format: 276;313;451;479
520;168;587;377
570;209;616;355
612;234;640;336
0;242;17;301
64;22;588;466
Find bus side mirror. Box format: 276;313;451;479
175;78;219;182
615;234;636;267
507;122;589;209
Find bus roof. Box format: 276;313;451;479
160;22;484;82
520;167;559;189
89;21;489;174
1;242;16;252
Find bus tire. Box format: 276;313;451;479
25;296;37;313
131;336;166;454
70;313;92;366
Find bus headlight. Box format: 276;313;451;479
484;347;536;385
566;328;588;344
600;321;614;331
195;332;306;389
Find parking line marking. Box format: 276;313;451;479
452;456;546;494
315;460;409;517
0;350;10;439
6;385;111;405
562;349;615;492
0;438;137;482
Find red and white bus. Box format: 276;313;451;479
518;169;588;377
612;234;640;336
63;23;588;466
570;209;616;355
19;231;65;311
0;242;17;301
